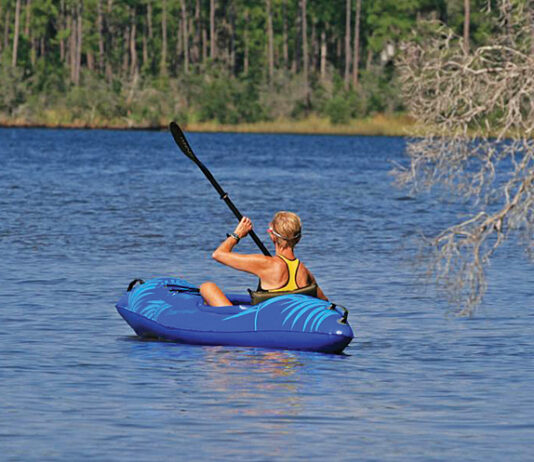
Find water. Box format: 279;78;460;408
1;128;532;461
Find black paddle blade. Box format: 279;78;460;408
169;121;197;162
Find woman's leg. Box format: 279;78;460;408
200;282;232;306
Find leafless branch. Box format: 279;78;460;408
395;1;534;315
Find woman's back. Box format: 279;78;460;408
259;255;312;291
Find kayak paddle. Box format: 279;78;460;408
169;121;272;257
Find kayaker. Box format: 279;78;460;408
200;211;328;306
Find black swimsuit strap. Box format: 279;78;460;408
257;255;299;292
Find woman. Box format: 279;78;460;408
200;211;328;306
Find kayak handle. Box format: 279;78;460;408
127;279;145;292
328;303;349;324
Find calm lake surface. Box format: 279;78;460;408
1;128;533;461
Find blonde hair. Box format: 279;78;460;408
271;211;302;249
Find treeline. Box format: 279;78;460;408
0;0;498;127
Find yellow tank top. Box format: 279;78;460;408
268;255;300;292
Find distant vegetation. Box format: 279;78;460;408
0;0;500;130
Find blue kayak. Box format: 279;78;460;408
116;278;354;354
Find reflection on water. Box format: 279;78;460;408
203;348;304;421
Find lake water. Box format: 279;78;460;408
1;128;532;461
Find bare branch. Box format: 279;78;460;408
396;2;534;315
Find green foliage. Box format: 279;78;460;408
0;0;503;126
0;56;26;115
324;93;354;125
197;71;267;124
366;0;422;52
30;58;68;94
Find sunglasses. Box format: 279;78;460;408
267;227;301;240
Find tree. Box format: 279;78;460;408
180;0;188;73
301;0;308;101
396;0;534;314
344;0;350;89
161;0;167;74
463;0;469;52
352;0;360;86
210;0;215;59
12;0;20;67
266;0;273;82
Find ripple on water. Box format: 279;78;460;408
0;128;533;461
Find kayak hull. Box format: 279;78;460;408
116;278;354;354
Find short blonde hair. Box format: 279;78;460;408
271;211;302;249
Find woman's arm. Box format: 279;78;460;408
212;217;271;277
306;269;329;301
316;285;328;301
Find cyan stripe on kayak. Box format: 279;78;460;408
311;310;337;332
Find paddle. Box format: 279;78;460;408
169;121;272;257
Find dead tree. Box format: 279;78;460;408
395;1;534;315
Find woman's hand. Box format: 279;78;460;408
234;217;253;238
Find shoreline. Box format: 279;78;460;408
0;114;416;137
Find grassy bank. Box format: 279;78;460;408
0;114;416;137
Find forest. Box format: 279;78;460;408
0;0;500;130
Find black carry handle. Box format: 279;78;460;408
328;303;349;324
169;122;271;257
127;279;145;292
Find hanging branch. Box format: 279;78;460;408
396;3;534;314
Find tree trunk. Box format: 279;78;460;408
266;0;274;82
142;18;148;68
352;0;360;86
97;0;104;71
24;0;31;37
176;18;182;70
87;51;94;70
463;0;470;53
59;0;64;61
202;27;207;62
301;0;308;102
344;0;351;90
229;4;236;74
105;0;113;81
311;16;316;72
69;11;76;81
147;1;153;39
365;47;372;70
243;11;249;74
181;0;188;73
130;7;137;77
320;29;326;80
0;5;3;54
27;36;33;61
161;0;167;74
3;8;10;54
122;24;129;74
282;0;288;69
193;0;200;63
74;2;82;85
291;5;302;74
210;0;216;59
12;0;21;67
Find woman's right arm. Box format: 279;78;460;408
211;217;272;278
316;285;328;301
307;270;328;301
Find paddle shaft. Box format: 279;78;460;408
169;122;272;257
